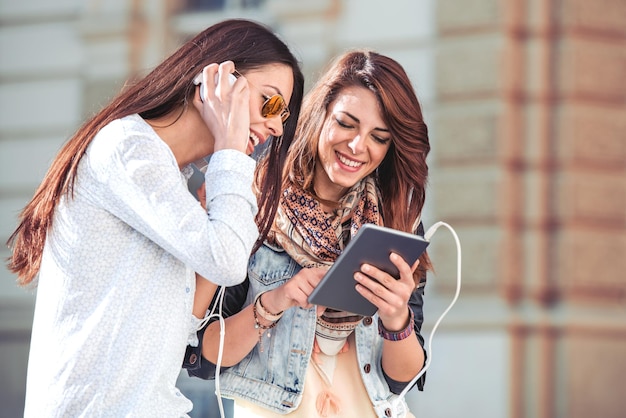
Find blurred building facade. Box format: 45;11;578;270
0;0;624;417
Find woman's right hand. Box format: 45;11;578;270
202;267;325;366
193;61;250;154
261;267;327;314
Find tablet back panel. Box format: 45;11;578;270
308;224;429;316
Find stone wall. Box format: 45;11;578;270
435;0;626;417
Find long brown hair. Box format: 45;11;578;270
283;49;432;279
7;19;304;286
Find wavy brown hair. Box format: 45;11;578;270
7;19;304;286
280;49;432;281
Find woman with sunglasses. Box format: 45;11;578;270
185;50;432;418
6;19;303;417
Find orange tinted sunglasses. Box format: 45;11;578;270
232;70;290;123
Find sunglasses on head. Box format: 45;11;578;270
231;70;290;123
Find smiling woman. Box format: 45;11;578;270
5;19;303;418
188;63;294;156
314;85;392;202
185;49;432;418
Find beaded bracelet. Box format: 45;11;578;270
252;299;278;352
378;308;415;341
254;292;284;322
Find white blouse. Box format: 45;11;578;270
23;114;258;417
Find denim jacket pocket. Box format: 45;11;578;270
248;243;299;287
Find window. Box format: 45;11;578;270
185;0;265;11
186;0;225;10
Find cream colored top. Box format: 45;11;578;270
232;334;415;418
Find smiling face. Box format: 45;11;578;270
240;63;294;155
314;86;392;202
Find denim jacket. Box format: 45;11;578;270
184;240;427;417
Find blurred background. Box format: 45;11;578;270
1;0;625;417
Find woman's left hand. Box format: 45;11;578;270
354;252;419;331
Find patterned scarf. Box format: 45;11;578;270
270;175;383;354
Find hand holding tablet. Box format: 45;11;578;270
308;223;429;316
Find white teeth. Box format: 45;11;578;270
337;152;363;168
249;131;260;146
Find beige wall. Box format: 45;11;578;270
1;0;624;417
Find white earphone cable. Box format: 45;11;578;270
394;221;462;406
195;285;227;418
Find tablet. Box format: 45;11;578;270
308;223;429;316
